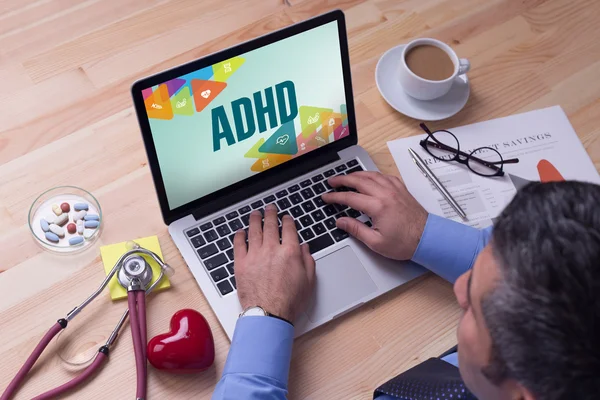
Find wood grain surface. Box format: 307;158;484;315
1;0;599;399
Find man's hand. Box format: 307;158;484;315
234;204;316;324
322;171;428;260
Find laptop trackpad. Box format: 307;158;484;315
306;246;378;323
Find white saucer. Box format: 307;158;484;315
375;44;470;121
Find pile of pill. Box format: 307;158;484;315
39;202;101;246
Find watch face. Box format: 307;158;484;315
243;306;267;317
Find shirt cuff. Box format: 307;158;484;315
223;316;294;385
411;214;483;283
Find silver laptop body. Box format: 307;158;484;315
132;10;426;340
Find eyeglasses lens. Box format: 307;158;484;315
425;130;459;161
468;147;502;176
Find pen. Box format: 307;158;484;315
408;147;468;220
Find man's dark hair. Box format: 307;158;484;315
482;181;600;399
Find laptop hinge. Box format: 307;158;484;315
191;150;341;221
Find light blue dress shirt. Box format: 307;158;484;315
212;214;493;399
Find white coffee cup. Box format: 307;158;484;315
398;38;470;101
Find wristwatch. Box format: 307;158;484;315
239;306;293;326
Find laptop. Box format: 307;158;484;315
131;10;425;339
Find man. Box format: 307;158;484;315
211;172;600;400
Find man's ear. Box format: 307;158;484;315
521;387;536;400
508;381;535;400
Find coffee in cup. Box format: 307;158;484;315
405;45;455;81
398;38;470;101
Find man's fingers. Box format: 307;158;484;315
301;244;316;286
247;210;263;249
263;204;279;245
327;172;386;196
281;215;299;245
321;191;378;214
336;217;380;247
233;229;247;260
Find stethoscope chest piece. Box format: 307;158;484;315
118;255;153;290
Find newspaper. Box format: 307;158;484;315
387;106;600;228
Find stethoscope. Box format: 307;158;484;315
1;242;173;400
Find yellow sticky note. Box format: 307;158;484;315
100;236;171;301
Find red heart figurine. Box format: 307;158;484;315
147;309;215;373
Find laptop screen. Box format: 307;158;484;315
142;21;348;210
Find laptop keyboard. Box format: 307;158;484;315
185;158;369;296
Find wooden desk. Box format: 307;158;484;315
1;0;599;398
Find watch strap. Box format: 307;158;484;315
240;306;294;327
265;312;294;327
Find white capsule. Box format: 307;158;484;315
46;214;56;224
72;210;87;221
54;213;69;226
76;220;84;234
83;229;95;240
48;224;65;237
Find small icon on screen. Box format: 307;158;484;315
276;134;289;146
307;113;320;124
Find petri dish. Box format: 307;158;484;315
28;186;102;254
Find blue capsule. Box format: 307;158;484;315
84;220;99;229
74;203;89;211
84;214;100;221
69;236;84;246
40;219;49;232
45;232;59;243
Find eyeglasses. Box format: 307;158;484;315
418;123;519;177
